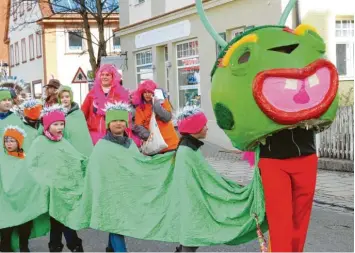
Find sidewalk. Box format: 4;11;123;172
201;141;354;212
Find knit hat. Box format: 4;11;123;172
132;80;158;106
41;104;66;131
58;85;74;103
3;125;27;150
22;99;43;120
0;87;12;102
177;106;208;134
105;102;131;129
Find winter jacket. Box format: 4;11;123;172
134;99;179;153
81;88;124;145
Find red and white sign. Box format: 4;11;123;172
72;67;88;83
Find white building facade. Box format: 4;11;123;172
7;1;120;104
8;0;45;97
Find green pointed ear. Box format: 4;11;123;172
195;0;228;48
278;0;297;25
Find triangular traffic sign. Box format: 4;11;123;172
72;67;88;83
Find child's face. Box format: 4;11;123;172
4;136;19;152
49;121;65;137
0;99;13;112
60;91;71;108
109;120;127;136
197;125;208;139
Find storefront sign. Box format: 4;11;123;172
135;20;191;49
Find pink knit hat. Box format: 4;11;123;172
41;105;66;131
177;106;208;134
132;80;158;106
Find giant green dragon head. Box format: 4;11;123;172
195;0;339;151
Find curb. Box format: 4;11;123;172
318;158;354;173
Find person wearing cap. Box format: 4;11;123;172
25;105;86;252
58;86;93;157
0;87;25;154
0;126;49;252
132;80;179;154
172;106;267;252
43;79;61;107
79;102;133;252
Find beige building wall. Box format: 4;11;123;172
119;0;284;149
0;0;9;63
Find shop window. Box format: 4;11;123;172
176;40;200;108
136;50;153;83
335;19;354;79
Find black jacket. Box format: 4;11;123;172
179;135;204;151
259;127;316;159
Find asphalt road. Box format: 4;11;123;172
29;205;354;252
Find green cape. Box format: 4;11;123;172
0;153;50;249
22;124;40;152
25;135;87;226
65;110;93;157
77;139;267;246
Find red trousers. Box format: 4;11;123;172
259;154;318;252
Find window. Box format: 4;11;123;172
27;0;33;11
335;19;354;79
29;34;35;60
15;42;19;65
113;35;121;52
19;0;24;16
21;38;27;63
67;31;83;52
36;32;42;57
32;80;43;99
135;50;153;83
229;25;255;41
13;0;18;20
10;45;14;67
176;40;200;107
216;32;226;57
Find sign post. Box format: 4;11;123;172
72;67;88;105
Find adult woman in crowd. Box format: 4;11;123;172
81;64;129;145
132;80;179;153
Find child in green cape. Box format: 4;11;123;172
173;106;267;252
0;126;48;252
0;88;24;154
58;86;93;157
25;105;86;252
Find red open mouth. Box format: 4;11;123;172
253;59;338;125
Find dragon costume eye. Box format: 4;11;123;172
238;51;250;64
